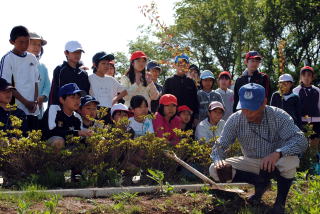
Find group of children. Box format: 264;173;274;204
1;25;319;161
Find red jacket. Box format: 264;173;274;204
153;112;181;145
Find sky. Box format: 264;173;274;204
0;0;177;78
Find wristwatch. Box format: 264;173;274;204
275;149;283;158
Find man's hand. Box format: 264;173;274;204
214;159;226;169
260;152;281;173
78;129;94;137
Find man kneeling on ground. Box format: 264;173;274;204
209;83;307;214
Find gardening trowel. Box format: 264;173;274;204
164;150;245;194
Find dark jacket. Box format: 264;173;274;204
233;70;271;112
0;106;27;134
293;85;320;122
151;82;163;113
270;91;302;128
41;105;82;140
162;74;199;115
49;61;90;105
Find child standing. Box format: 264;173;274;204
0;26;40;130
233;51;271;112
195;101;225;142
271;74;302;128
89;51;127;108
128;95;154;138
120;51;159;111
293;66;320;138
27;32;51;119
197;70;223;122
163;54;199;125
215;71;234;121
49;41;90;106
147;61;163;113
153;94;181;145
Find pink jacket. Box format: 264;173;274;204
153;112;181;145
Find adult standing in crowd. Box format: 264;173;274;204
120;51;159;111
27;32;51;119
210;83;307;214
233;51;271;112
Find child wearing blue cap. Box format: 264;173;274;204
163;54;199;127
197;70;223;122
41;83;93;151
78;95;100;129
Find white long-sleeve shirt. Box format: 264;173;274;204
120;75;159;110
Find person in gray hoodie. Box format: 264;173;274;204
197;70;223;123
215;71;234;121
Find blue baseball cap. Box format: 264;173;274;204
237;83;265;111
175;54;190;64
59;83;85;97
80;95;100;107
147;61;161;71
200;70;215;80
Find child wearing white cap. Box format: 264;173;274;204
49;40;90;106
271;73;302;128
195;101;225;142
197;70;224;122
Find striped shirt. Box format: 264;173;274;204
211;106;308;162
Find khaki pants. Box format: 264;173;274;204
209;156;300;182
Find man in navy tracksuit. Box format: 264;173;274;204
233;51;271;112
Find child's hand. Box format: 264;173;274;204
36;96;46;106
25;100;37;113
146;72;153;84
78;129;94;137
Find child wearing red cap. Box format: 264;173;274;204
120;51;159;111
215;71;234;121
233;51;271;112
177;105;193;131
153;94;181;145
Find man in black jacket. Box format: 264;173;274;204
49;41;90;106
233;51;271;112
162;54;199;125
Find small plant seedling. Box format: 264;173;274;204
112;192;138;204
147;169;165;192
